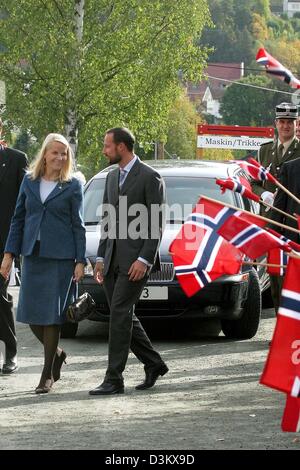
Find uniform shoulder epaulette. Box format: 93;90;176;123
260;140;274;148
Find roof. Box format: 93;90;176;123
186;63;243;102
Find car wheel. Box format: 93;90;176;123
221;268;261;340
60;322;78;339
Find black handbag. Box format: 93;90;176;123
66;292;96;323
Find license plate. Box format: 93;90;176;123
140;286;168;300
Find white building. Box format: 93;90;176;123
283;0;300;17
186;63;244;121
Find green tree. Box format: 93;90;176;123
0;0;210;173
13;130;39;160
251;0;271;19
164;92;199;159
220;74;289;126
201;0;255;64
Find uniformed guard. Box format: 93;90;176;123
252;102;300;314
253;102;299;208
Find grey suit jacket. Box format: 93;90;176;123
97;158;165;275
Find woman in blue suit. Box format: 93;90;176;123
0;133;86;393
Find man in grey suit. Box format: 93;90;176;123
89;127;168;395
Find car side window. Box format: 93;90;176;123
84;178;106;225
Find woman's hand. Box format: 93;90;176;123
73;262;85;282
0;254;13;280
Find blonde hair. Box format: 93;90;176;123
29;133;73;181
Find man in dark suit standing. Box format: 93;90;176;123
0;118;28;373
89;127;168;395
271;158;300;244
269;157;300;312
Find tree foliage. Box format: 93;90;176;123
201;0;257;64
202;0;300;64
165;92;199;159
0;0;210;174
220;74;289;126
199;0;300;129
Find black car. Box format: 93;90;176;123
61;160;269;339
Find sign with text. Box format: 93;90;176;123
197;124;274;151
197;135;272;150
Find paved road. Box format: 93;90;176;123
0;287;299;450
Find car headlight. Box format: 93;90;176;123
84;258;94;276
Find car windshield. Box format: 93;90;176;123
164;176;235;222
83;175;237;225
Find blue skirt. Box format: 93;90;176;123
17;256;76;325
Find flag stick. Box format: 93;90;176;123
260;200;298;221
199;194;300;235
243;261;287;269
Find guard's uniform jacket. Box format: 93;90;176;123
252;138;300;217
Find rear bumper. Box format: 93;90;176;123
79;276;249;322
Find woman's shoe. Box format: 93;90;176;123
53;350;67;382
35;379;53;394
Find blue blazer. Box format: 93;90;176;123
5;174;86;263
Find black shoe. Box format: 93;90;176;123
53;350;67;382
135;363;169;390
35;378;53;394
89;382;124;396
2;359;18;375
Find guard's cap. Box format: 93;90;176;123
275;102;298;119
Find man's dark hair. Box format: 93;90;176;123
106;127;135;152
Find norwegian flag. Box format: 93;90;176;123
219;217;291;259
232;158;278;184
266;229;300;276
256;47;300;89
267;228;300;252
213;205;291;260
223;173;252;191
260;258;300;394
169;201;243;297
267;248;288;276
216;177;260;203
186;196;290;259
282;394;300;432
267;235;289;276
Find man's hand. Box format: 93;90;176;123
128;260;147;281
0;254;13;280
94;261;104;284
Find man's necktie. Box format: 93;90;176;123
278;143;284;160
119;169;127;188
